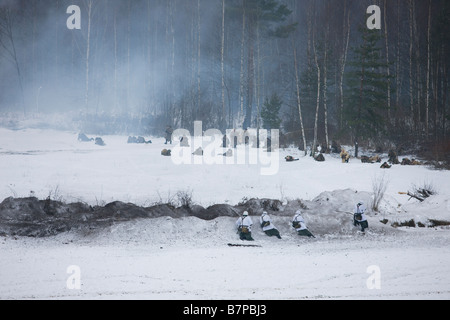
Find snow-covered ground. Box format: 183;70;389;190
1;221;449;300
1;128;449;209
1;127;450;300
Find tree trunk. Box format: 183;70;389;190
408;0;414;124
172;0;176;122
32;0;36;107
312;23;321;158
197;0;201;121
306;2;312;76
239;6;246;128
221;0;226;131
433;59;439;141
147;0;153;114
245;14;255;130
127;1;131;112
442;60;448;139
294;45;307;155
356;35;367;159
395;0;401;113
256;21;261;147
113;11;118;111
164;0;175;121
85;0;92;113
412;0;421;124
339;1;350;132
425;0;431;139
384;0;391;122
323;15;329;154
55;0;59;87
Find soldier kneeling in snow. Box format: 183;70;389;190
236;211;254;241
340;149;350;163
260;212;281;239
292;210;315;238
353;201;369;233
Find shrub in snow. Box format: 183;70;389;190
407;182;436;202
371;173;389;213
176;190;194;209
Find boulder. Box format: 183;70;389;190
78;133;94;142
314;153;325;162
95;137;106;146
161;149;172;157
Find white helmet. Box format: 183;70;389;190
262;211;268;216
295;210;302;215
243;211;249;216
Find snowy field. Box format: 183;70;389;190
1;224;450;300
1;128;450;300
1;128;449;209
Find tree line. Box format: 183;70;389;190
0;0;448;153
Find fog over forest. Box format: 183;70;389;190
0;0;448;153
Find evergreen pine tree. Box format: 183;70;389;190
261;93;282;130
344;26;390;157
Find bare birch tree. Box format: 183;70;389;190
311;11;321;158
339;0;350;131
83;0;93;112
239;4;246;127
323;6;330;153
384;0;391;121
425;0;432;139
408;0;414;123
293;45;307;155
221;0;226;130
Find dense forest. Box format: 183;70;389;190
0;0;449;156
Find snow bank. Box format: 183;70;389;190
394;194;450;226
0;189;419;239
